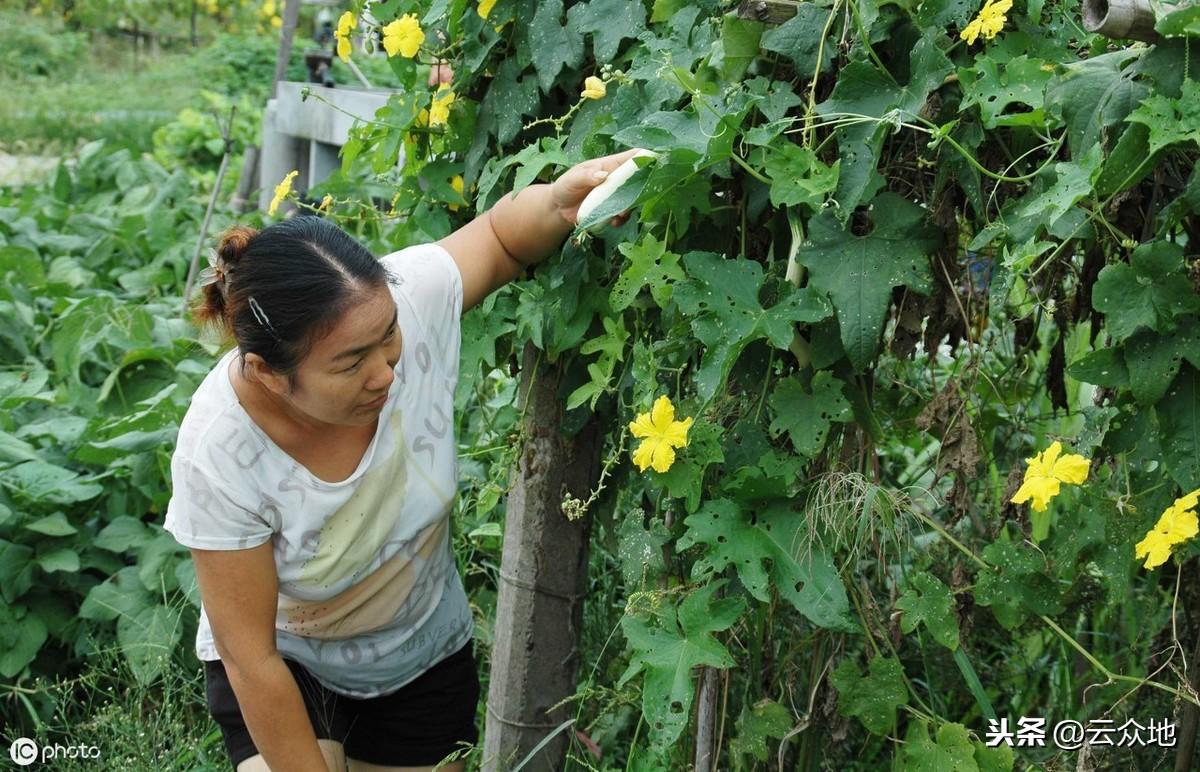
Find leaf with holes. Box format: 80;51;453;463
1092;241;1200;341
895;571;960;650
612;233;685;311
617;508;671;589
959;55;1053;129
764;144;840;210
801;192;939;372
678;499;856;632
767;370;852;458
527;0;583;93
1125;79;1200;155
618;581;745;751
731;699;794;764
830;656;909;735
674;252;832;402
1157;364;1200;491
975;539;1065;629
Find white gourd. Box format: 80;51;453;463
576;149;658;230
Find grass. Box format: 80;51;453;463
0;619;229;771
0;35;218;156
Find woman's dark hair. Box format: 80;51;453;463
193;216;390;384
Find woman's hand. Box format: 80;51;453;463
550;148;644;227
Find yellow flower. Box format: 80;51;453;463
261;0;274;16
1135;530;1176;570
1009;441;1090;513
318;194;333;212
268;170;298;217
581;76;607;100
477;0;497;19
960;0;1012;45
383;13;424;58
270;14;282;28
449;175;465;212
1135;489;1200;570
335;11;355;63
629;395;693;474
429;84;455;127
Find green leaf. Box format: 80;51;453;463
1067;348;1129;388
0;604;48;678
1157;364;1200;491
612;234;686;311
94;516;155;553
900;720;978;771
619;582;745;750
1092;241;1200;340
36;547;80;574
655;419;725;514
975;539;1064;629
718;14;764;82
1125;328;1185;406
678;499;857;631
3;460;102;505
616;509;671;588
895;572;960;650
0;540;35;603
1125;80;1200;154
80;566;153;622
674;252;832;402
1045;49;1148;157
760;4;835;75
767;371;852;457
1155;3;1200;36
731;699;793;763
1012;143;1103;230
959;55;1052;129
814;34;952;213
528;0;583;93
0;430;40;464
118;604;183;685
763;144;839;210
801;192;939;371
830;656;909;735
575;0;648;62
24;511;78;536
612;110;710;160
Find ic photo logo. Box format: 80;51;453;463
9;737;102;766
9;738;38;766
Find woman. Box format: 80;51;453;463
163;149;639;772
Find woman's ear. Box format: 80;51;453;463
243;352;290;397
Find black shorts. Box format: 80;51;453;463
204;640;481;769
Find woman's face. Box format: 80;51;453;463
279;283;402;427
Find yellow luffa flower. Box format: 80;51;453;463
1135;489;1200;569
335;11;355;63
629;395;693;474
581;76;607;100
1009;441;1090;513
268;170;298;217
960;0;1012;45
429;84;455;127
449;175;465;212
318;194;333;212
477;0;497;19
383;13;424;58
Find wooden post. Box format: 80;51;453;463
271;0;302;100
482;342;601;771
737;0;801;23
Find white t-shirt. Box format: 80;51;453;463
164;242;473;698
